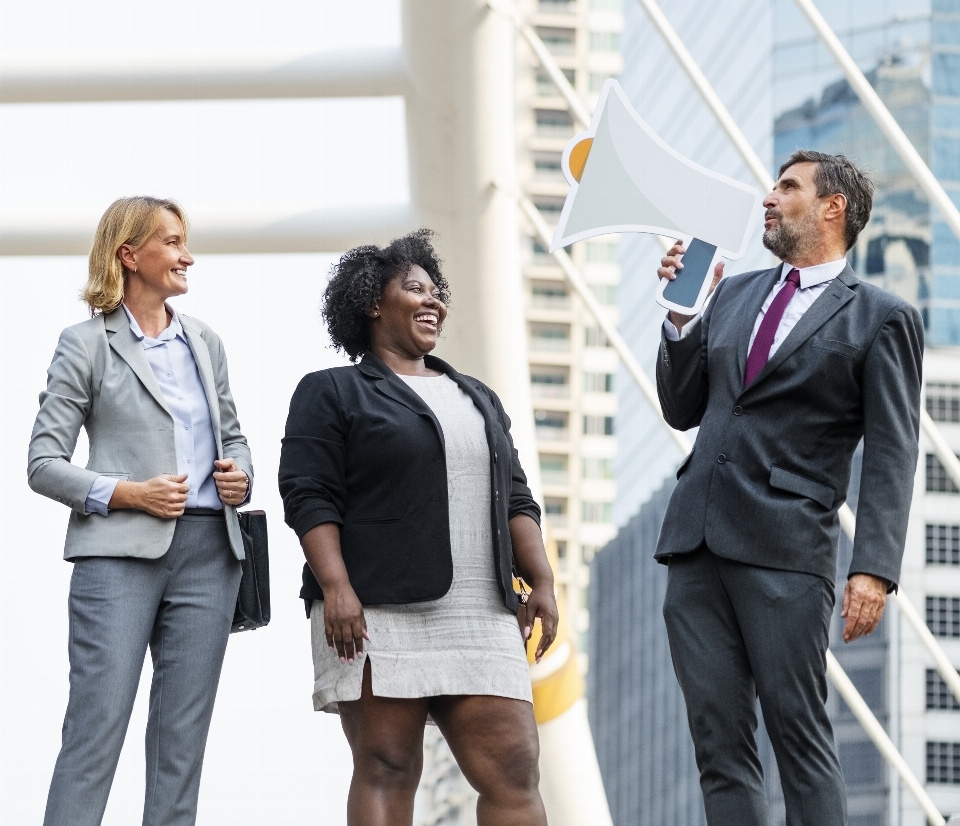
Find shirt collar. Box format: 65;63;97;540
780;258;847;289
122;304;185;349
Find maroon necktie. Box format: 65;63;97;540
743;268;801;388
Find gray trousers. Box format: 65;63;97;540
44;513;242;826
662;547;846;826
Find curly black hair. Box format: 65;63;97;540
322;228;450;362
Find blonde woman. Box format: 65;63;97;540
28;197;253;826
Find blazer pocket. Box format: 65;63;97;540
810;338;861;359
770;465;835;509
352;516;401;525
676;448;695;480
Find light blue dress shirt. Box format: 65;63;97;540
85;306;223;515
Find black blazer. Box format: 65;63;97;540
278;353;540;614
656;263;924;587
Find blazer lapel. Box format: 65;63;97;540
735;265;785;381
358;354;446;449
747;266;857;391
104;309;172;416
180;316;222;439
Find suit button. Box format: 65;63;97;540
717;454;726;464
733;406;743;416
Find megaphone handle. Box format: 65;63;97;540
661;238;719;312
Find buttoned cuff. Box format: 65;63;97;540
662;314;702;341
84;475;120;516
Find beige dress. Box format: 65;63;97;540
310;373;532;712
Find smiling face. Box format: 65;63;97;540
369;264;448;360
120;209;194;302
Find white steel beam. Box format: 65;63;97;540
0;47;408;103
826;651;946;826
0;204;416;256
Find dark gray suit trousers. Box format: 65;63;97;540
44;513;241;826
663;547;846;826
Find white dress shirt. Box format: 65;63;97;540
85;306;222;515
663;259;848;360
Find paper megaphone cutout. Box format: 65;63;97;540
550;79;763;315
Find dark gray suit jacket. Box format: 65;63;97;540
655;263;924;587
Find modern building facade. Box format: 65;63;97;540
516;0;626;665
596;2;960;825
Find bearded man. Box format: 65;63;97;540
654;150;923;826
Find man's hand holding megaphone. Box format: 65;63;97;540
658;241;725;332
551;80;762;317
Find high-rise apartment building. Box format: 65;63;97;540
515;0;626;665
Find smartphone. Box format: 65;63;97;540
656;237;721;316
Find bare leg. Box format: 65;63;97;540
431;695;546;826
338;660;431;826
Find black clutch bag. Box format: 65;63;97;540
233;510;271;633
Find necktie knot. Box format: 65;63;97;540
786;268;801;287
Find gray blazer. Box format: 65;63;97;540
28;307;253;560
655;263;924;587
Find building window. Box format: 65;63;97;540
584;326;610;347
583;372;613;393
583;415;614;436
529;322;570;352
582;457;614;479
530;282;569;309
927;741;960;783
590;283;617;305
589;31;620;53
585;241;618;262
926;596;960;637
927;454;960;493
532;194;566;219
581;501;613;523
531;366;569;398
544;497;567;529
533;152;563;176
535;69;575;96
589;72;617;91
536;27;576;55
539;0;576;14
927;524;960;565
926;669;960;710
540;454;568;485
928;383;960;422
535;410;569;441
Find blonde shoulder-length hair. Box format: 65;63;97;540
83;197;189;316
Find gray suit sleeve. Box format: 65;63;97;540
848;304;924;589
27;328;100;512
212;334;254;494
656;281;722;431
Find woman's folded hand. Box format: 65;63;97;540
519;584;559;664
323;585;369;665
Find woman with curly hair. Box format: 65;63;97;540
278;229;557;825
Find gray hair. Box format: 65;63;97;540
777;150;874;250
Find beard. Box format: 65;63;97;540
762;206;818;261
